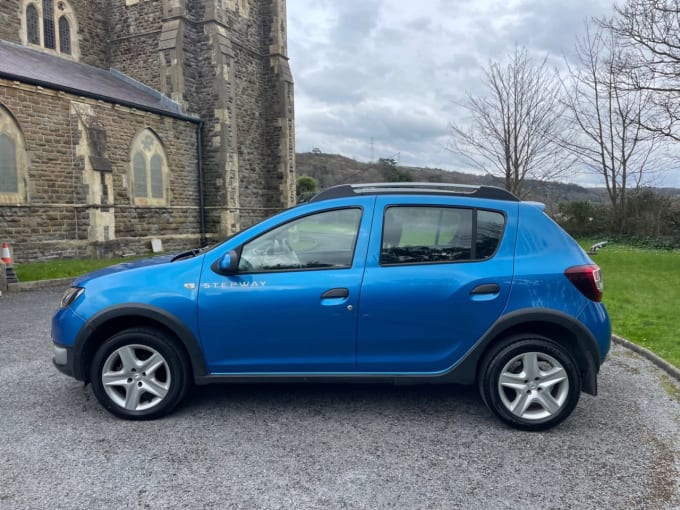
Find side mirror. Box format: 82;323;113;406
213;250;239;275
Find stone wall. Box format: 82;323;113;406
0;1;22;43
0;0;295;261
0;78;201;262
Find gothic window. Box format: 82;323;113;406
58;16;71;54
133;152;147;198
130;129;169;206
150;155;163;199
22;0;79;59
42;0;55;49
0;135;18;193
0;105;28;205
26;4;40;44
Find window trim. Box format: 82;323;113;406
235;206;364;275
379;205;507;267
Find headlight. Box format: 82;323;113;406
60;287;84;308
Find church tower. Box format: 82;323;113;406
0;0;294;236
106;0;296;234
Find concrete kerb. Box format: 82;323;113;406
613;334;680;381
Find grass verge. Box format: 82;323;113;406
581;240;680;369
13;256;147;282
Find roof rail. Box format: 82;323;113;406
309;182;519;203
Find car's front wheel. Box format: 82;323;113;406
90;328;190;420
479;335;581;431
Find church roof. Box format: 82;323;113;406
0;40;195;120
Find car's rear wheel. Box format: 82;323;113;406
90;328;190;420
479;335;581;431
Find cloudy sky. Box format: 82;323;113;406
286;0;622;185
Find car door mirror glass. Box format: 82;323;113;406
216;250;239;275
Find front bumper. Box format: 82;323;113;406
52;343;75;378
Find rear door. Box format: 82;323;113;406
357;196;518;372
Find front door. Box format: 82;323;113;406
198;205;371;373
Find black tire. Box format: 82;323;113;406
478;335;581;431
90;328;190;420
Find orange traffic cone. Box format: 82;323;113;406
1;242;18;284
1;243;10;264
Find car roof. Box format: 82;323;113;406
309;183;520;203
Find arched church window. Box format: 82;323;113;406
0;135;18;193
42;0;55;49
133;152;147;198
130;129;169;206
0;105;28;205
23;0;79;59
26;4;40;44
150;154;163;199
58;16;71;54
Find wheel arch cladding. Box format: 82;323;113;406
71;305;207;383
460;309;602;395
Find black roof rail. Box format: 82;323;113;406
309;182;519;203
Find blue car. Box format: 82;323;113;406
52;183;611;430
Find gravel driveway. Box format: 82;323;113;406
1;288;679;509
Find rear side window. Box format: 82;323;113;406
380;206;505;265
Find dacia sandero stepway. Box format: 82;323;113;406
52;183;611;430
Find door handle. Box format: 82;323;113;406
321;288;349;299
471;283;500;295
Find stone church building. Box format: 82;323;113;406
0;0;295;262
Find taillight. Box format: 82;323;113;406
565;265;603;302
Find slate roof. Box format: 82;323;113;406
0;39;195;120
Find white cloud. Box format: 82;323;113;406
288;0;672;186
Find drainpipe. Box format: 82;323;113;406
197;121;207;247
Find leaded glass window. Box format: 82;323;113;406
58;16;71;54
133;152;147;198
43;0;55;49
150;154;163;199
27;4;40;44
0;135;18;193
130;129;168;205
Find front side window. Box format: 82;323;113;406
239;208;362;272
380;206;505;265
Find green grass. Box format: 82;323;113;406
580;240;680;368
13;256;147;282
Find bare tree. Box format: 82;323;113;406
562;22;658;232
448;47;572;197
604;0;680;140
